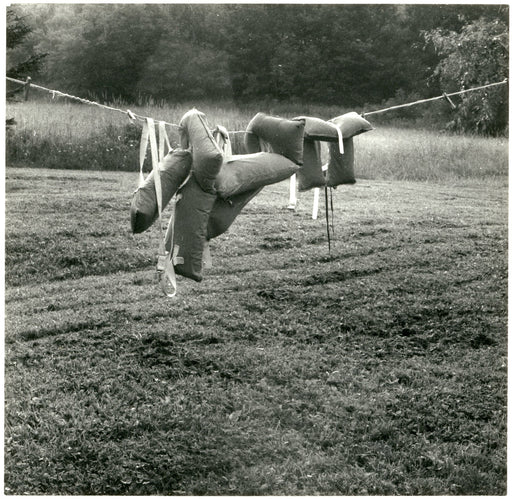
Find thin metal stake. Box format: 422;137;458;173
325;186;331;254
329;187;335;237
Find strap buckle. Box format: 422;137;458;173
155;252;178;298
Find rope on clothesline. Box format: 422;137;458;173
5;76;247;133
6;76;183;129
363;79;508;117
7;75;509;129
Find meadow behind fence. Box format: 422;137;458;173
4;97;508;495
6;98;508;182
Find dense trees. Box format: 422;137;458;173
6;4;508;133
6;6;47;79
425;18;508;134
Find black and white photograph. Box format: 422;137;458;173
4;2;508;495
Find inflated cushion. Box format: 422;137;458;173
215;152;299;200
325;138;356;187
207;187;262;240
297;139;325;191
294;116;338;141
130;149;192;234
172;176;216;282
245;113;305;165
179;109;223;193
329;112;373;139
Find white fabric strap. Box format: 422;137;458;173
172;244;184;266
312;187;320;220
160;196;185;298
202;241;212;269
145;117;180;298
138;121;150;187
214;125;232;161
196;112;224;156
164;210;175;254
147;118;164;240
158;121;172;160
334;123;344;154
157;251;178;298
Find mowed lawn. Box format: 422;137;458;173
4;163;507;494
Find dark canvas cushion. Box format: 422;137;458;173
179;109;223;193
244;112;305;165
130;149;192;234
325;138;356;187
297;139;325;191
329;112;373;139
294;116;338;142
173;176;216;282
215;152;299;200
207;187;263;240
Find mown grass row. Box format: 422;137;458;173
4;163;507;494
6;98;508;182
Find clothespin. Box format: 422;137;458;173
442;92;457;110
127;109;136;121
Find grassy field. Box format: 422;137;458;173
4;98;509;494
5;147;508;494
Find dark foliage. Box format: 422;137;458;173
6;4;509;133
6;6;47;80
6;8;31;49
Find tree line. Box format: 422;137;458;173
6;3;509;134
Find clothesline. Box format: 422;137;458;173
6;75;508;131
6;76;247;133
363;79;508;116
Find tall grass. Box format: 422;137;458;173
5;98;508;182
355;127;508;182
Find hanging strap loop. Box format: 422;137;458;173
214;125;232;161
333;123;344;155
145;117;179;297
158;121;172;159
147;118;163;236
138;121;150;187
